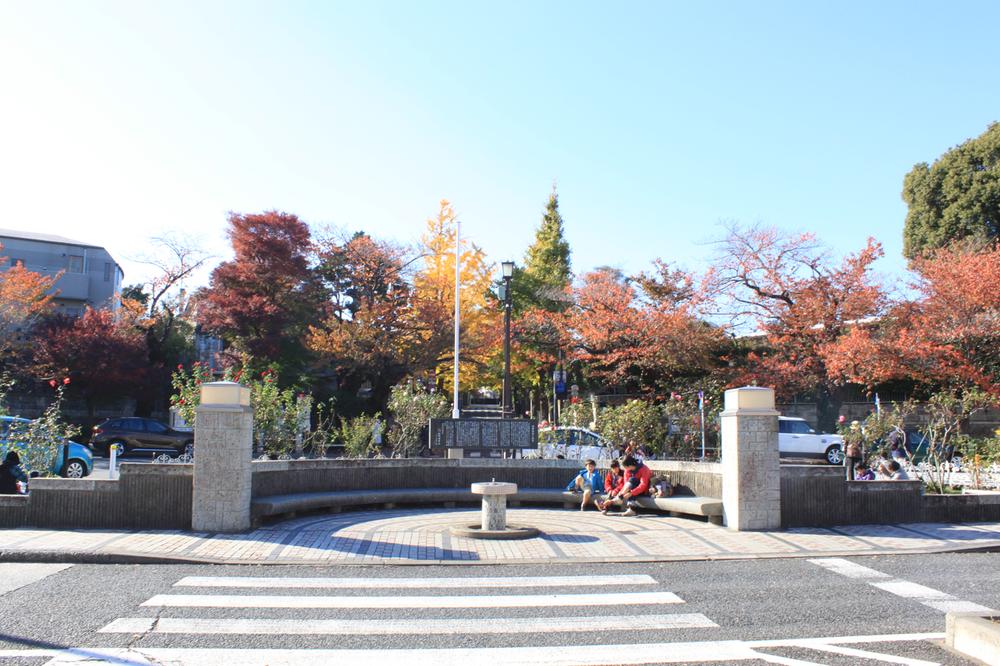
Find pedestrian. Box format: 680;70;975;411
602;455;651;517
844;420;863;481
0;451;28;495
565;459;604;510
882;460;910;480
854;464;875;481
596;460;624;512
890;443;907;463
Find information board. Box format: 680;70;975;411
429;418;538;450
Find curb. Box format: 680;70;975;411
946;612;1000;665
2;540;998;567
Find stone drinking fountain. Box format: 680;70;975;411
450;479;540;540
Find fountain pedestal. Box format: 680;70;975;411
450;481;540;540
471;481;517;531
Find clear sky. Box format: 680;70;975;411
1;1;998;288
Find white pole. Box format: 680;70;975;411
452;218;461;419
109;443;118;480
699;390;706;460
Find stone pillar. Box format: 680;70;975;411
192;381;253;533
721;386;781;531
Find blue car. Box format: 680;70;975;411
0;415;94;478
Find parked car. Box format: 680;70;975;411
537;426;614;461
0;415;94;478
91;417;193;455
778;416;844;465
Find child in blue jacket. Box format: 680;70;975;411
565;459;604;510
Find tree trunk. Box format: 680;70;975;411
816;383;846;434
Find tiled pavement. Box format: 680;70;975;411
2;508;1000;564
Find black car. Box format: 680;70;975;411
91;417;193;455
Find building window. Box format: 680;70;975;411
68;255;84;273
104;262;113;282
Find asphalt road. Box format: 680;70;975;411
1;553;997;664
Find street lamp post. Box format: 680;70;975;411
500;260;514;418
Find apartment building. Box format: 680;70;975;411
0;228;123;315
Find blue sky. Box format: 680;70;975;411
1;1;998;288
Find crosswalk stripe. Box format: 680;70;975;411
173;574;658;589
141;590;684;609
807;558;890;580
100;612;717;635
811;557;996;615
30;641;759;665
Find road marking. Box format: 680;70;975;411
872;580;953;600
141;590;684;609
0;632;948;665
173;574;658;589
807;557;890;579
0;563;72;596
810;557;995;615
99;612;718;635
763;640;939;666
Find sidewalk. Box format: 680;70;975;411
1;508;999;565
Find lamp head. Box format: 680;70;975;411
501;260;515;279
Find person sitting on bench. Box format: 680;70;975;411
565;459;604;510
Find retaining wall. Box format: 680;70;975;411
3;458;997;531
780;465;1000;527
0;464;192;530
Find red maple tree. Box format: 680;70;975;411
710;223;888;430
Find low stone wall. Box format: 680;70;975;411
645;460;723;498
781;465;1000;527
251;458;723;500
0;463;192;530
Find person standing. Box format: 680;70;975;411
844;420;863;481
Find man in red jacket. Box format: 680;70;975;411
602;455;651;517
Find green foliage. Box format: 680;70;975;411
169;362;312;457
338;412;382;458
842;401;915;459
596;400;665;453
300;399;338;455
517;188;572;312
663;389;723;459
1;380;80;477
169;362;214;428
387;382;450;457
921;387;996;492
902;122;1000;259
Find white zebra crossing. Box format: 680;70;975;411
140;590;683;609
73;572;949;665
173;573;657;588
100;613;718;635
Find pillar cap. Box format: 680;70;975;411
722;386;777;414
199;381;251;407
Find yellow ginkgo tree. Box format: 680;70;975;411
411;200;499;394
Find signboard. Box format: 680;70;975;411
429;418;538;450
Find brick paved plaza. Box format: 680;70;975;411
2;508;999;565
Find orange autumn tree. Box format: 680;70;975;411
825;242;1000;395
411;200;498;392
710;223;888;431
568;264;721;396
308;231;417;405
0;246;59;360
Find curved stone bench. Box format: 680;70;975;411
252;487;724;526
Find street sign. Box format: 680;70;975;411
429;418;538;450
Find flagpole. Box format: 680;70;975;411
452;218;461;420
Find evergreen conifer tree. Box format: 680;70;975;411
517;187;572;311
